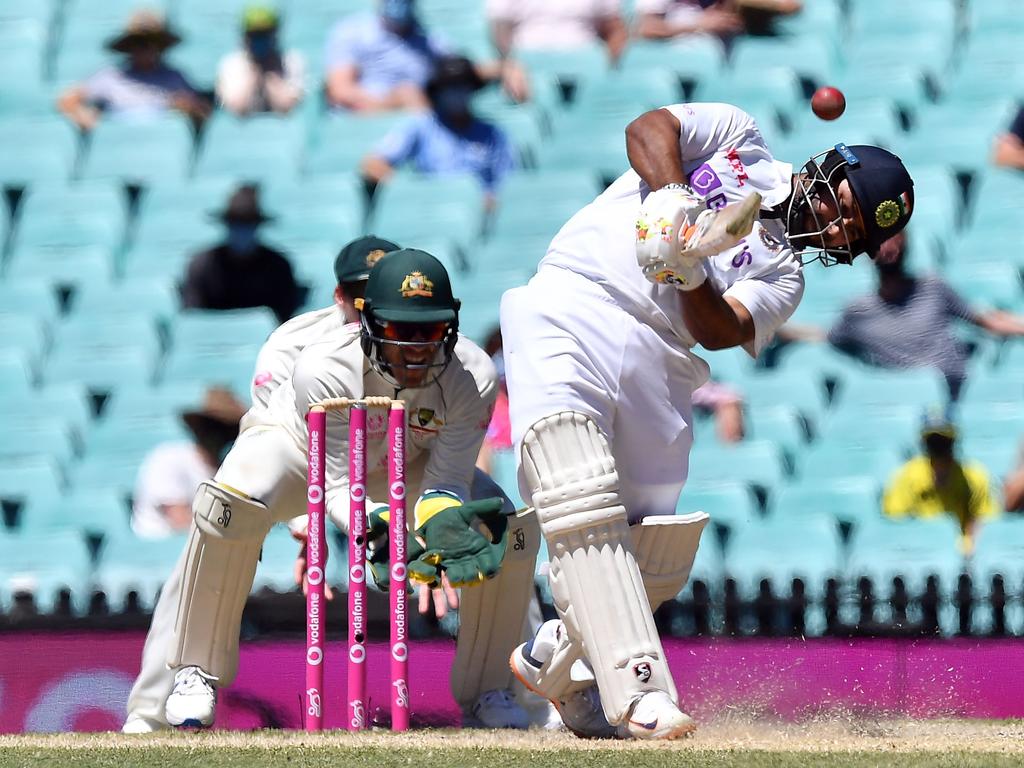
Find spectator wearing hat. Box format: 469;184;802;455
132;387;247;539
57;9;210;131
883;408;999;553
181;184;301;325
360;55;518;208
216;5;306;116
325;0;527;112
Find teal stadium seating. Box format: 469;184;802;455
0;116;78;186
79;114;194;184
93;532;187;612
0;530;92;615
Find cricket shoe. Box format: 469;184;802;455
463;688;531;730
678;191;763;262
509;629;616;739
121;714;164;734
619;691;696;741
164;666;217;728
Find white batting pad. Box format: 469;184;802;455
450;507;540;707
521;411;677;724
167;482;272;685
632;513;709;610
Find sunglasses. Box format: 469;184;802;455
379;320;449;343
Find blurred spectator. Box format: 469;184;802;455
634;0;745;41
882;408;999;553
487;0;628;64
325;0;526;112
57;9;210;131
782;232;1024;399
132;387;247;538
361;56;518;208
692;379;745;443
992;106;1024;170
1003;444;1024;513
216;5;305;116
181;184;302;324
476;327;510;475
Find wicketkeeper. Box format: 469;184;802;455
123;247;540;732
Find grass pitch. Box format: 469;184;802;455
3;720;1024;768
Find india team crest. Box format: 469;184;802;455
400;271;434;298
875;199;900;228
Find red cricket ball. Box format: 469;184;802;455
811;86;846;121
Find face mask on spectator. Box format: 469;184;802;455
227;224;260;254
435;87;473;120
247;32;276;60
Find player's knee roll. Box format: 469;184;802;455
520;412;625;538
192;482;272;540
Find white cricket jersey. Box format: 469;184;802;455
247;306;346;416
248;324;497;528
540;102;804;357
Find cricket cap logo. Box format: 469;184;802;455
875;199;900;229
400;271;434;299
366;248;387;268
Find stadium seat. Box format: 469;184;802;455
618;38;725;85
13;182;126;253
194;114;303;182
0;18;47;85
252;524;303;594
0;350;35;395
0;116;78;186
0;420;77;471
676;484;760;533
79;114;194;184
307;114;407;176
137;177;241;222
158;348;256;395
740;370;831;424
686;439;791;493
830;368;947;412
569;69;681;121
694;67;803;122
770;477;880;530
0;274;59;323
0;384;95;443
0;530;93;615
470;102;546;168
42;349;156;394
0;314;48;368
515;45;610;91
724;515;841;635
744;405;810;457
172;308;277;354
368;175;484;252
20;488;131;539
261;175;367;236
4;244;116;289
68;278;179;323
845;516;963;631
800;440;905;487
487;449;525;510
535;115;629;181
93;531;186;613
68;453;140;498
472;236;550;276
731;36;839;85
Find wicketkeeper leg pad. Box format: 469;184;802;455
521;411;676;725
167;481;272;685
450;504;540;708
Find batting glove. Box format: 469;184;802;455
635;184;709;291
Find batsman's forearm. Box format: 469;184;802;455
626;108;686;189
679;288;752;350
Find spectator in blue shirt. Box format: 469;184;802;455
325;0;527;112
361;55;518;207
57;9;210;131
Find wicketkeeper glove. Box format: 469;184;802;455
365;492;509;591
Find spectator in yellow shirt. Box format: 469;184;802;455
883;408;999;553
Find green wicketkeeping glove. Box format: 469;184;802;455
366;506;426;594
409;493;508;588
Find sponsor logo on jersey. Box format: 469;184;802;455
400;271;434;298
726;148;749;186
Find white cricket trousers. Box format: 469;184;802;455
500;266;709;522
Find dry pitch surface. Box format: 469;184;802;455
4;720;1024;768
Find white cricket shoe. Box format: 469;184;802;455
619;691;696;741
121;714;164;734
509;641;616;739
678;191;763;262
463;688;530;729
164;666;217;728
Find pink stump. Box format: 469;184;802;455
388;402;409;731
304;407;327;731
347;405;368;730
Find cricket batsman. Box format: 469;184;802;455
501;102;914;739
123;247;540;732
